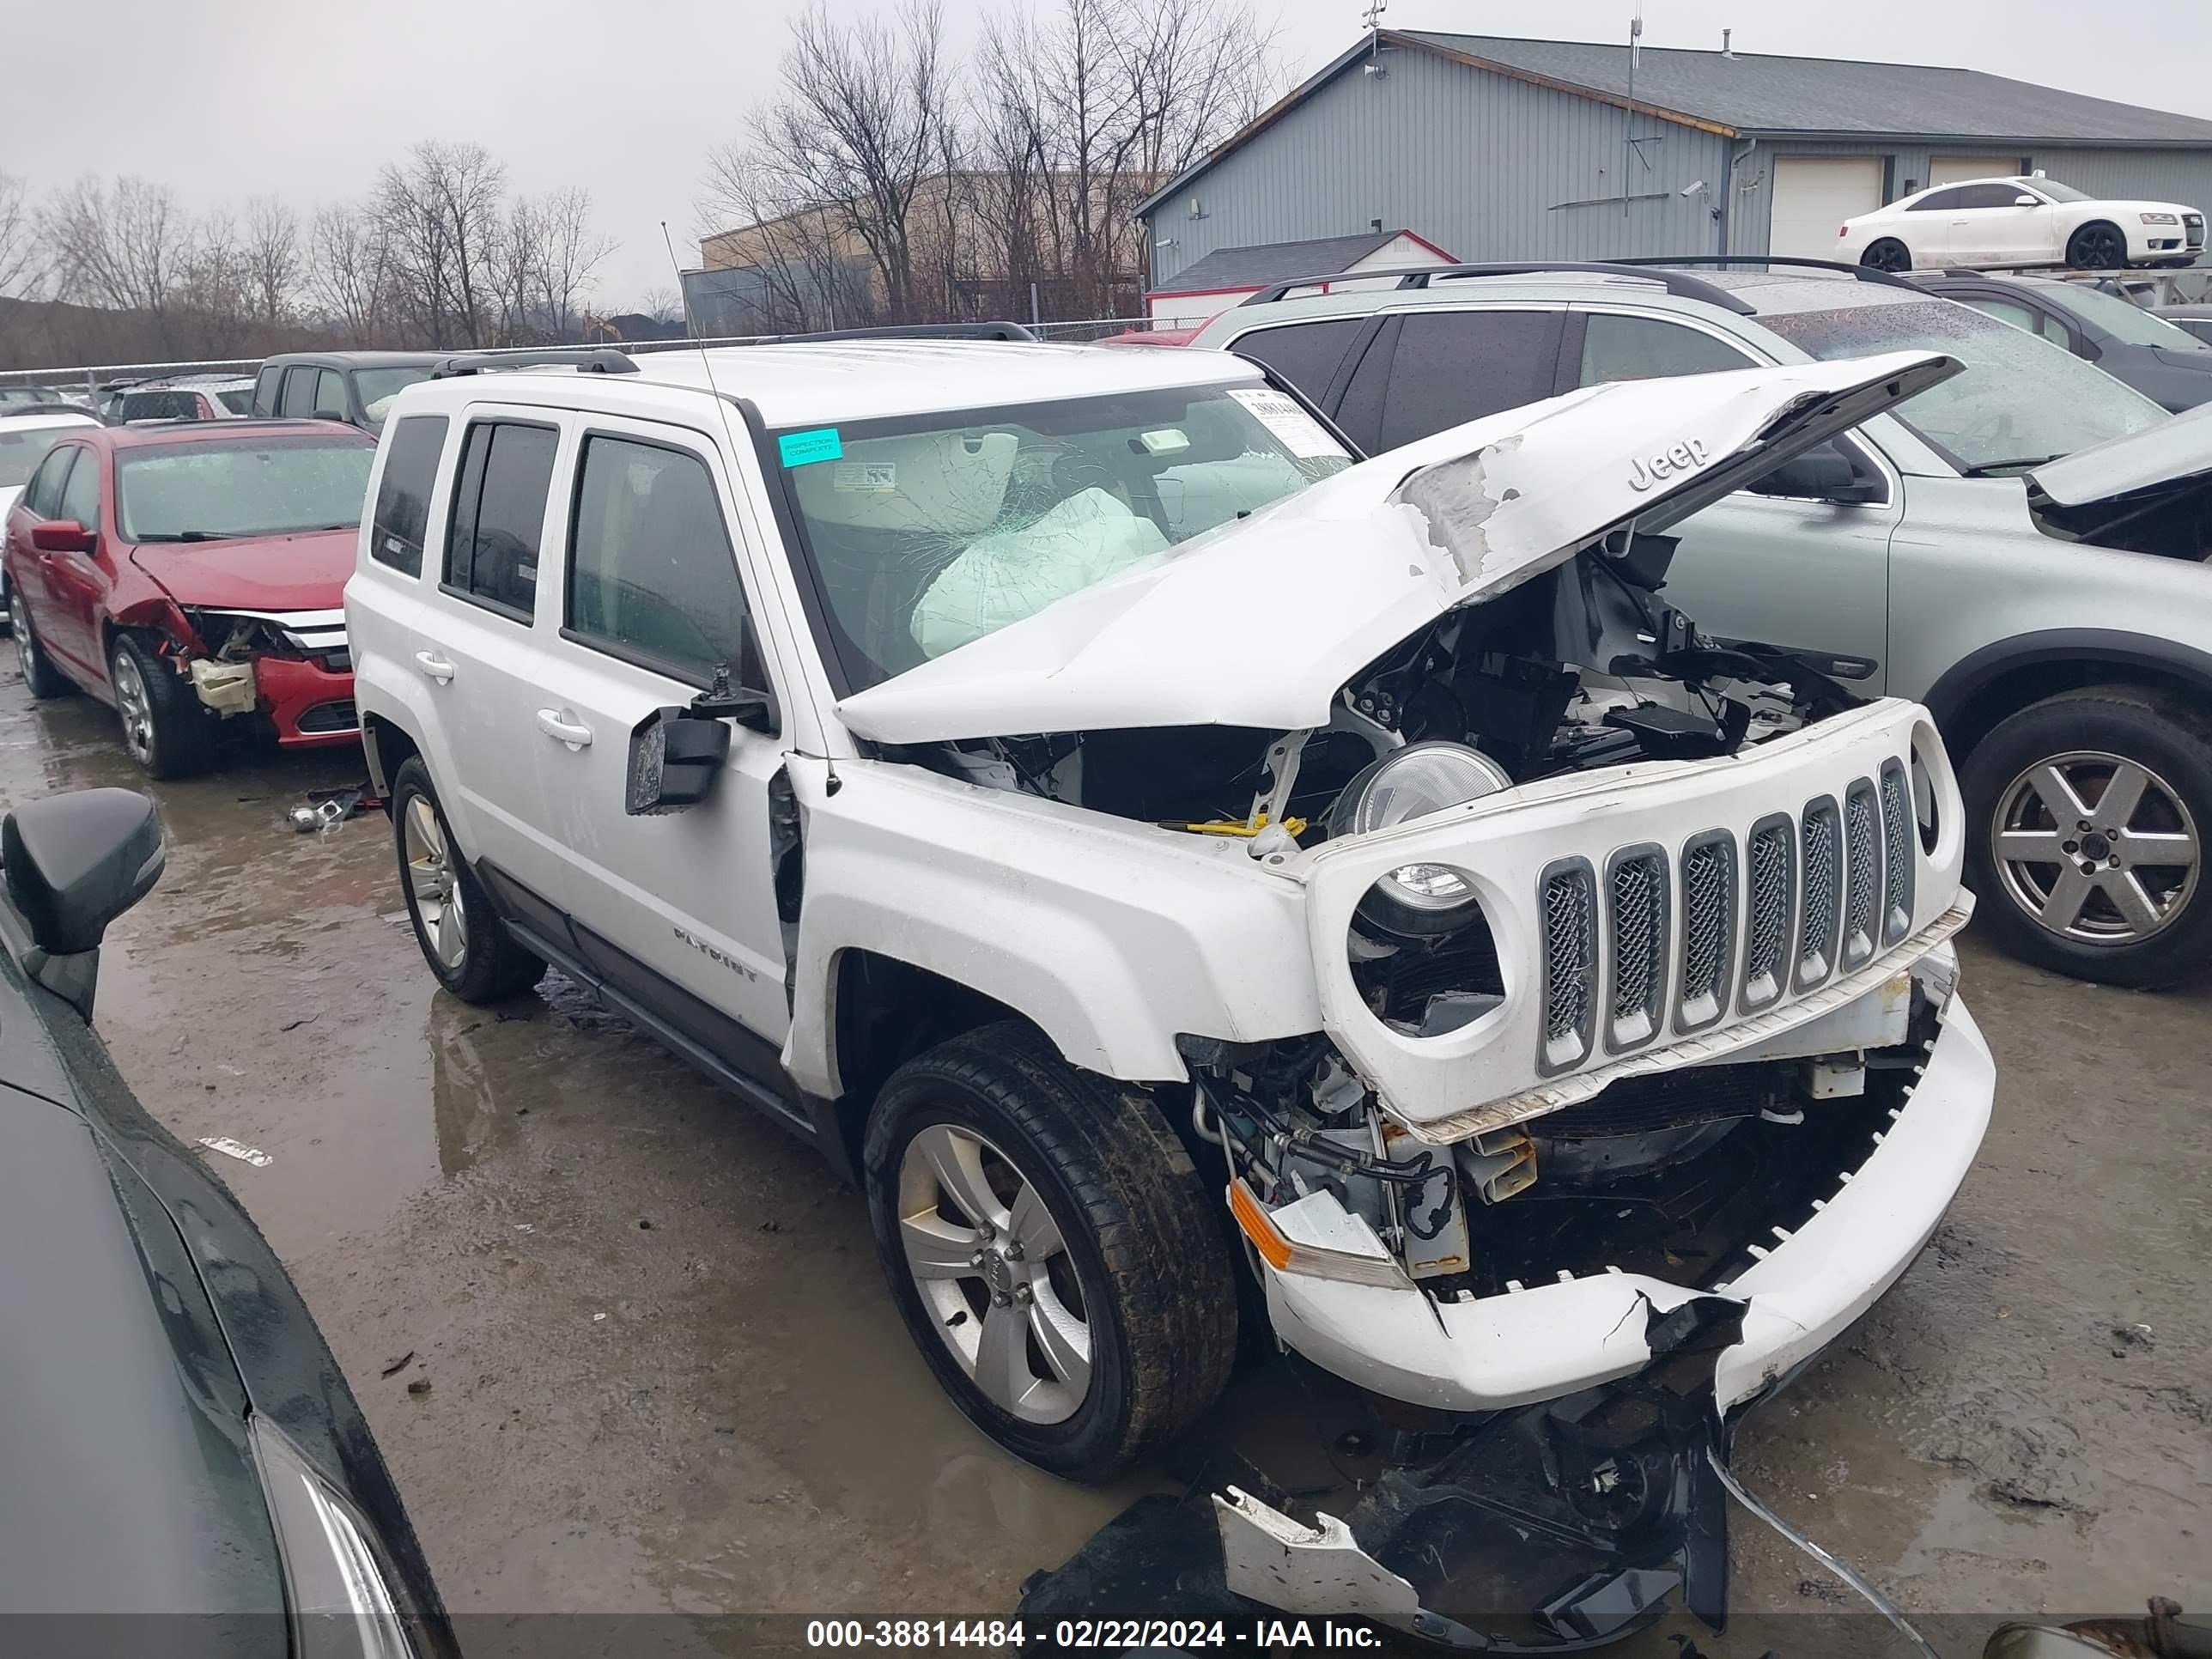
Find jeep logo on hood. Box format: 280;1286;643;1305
1628;437;1711;492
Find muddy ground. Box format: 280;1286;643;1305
4;653;2206;1656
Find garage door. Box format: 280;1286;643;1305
1930;155;2024;186
1769;156;1886;259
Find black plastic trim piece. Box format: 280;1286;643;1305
430;348;639;379
1611;254;1925;295
1920;629;2212;734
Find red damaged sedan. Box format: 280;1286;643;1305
2;419;374;777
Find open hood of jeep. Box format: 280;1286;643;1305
836;350;1956;744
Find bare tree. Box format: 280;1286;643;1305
530;188;614;342
710;1;956;325
41;175;195;349
0;171;40;300
374;141;507;347
244;197;303;325
307;204;392;345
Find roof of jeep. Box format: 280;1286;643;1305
406;340;1267;428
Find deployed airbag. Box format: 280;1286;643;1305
912;487;1168;658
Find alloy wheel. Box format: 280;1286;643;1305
404;794;468;969
895;1123;1092;1425
2072;224;2124;269
1864;240;1911;273
1991;750;2200;945
18;617;40;683
112;650;158;768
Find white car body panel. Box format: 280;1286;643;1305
836;351;1951;744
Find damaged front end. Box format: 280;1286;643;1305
174;605;357;743
978;354;1998;1645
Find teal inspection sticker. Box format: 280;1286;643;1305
778;428;843;467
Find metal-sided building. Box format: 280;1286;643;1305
1138;29;2212;313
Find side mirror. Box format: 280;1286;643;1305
30;519;95;554
623;664;777;815
2014;194;2040;206
1746;444;1885;506
626;707;732;815
3;787;163;962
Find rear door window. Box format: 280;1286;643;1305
279;367;319;417
1578;314;1754;385
1230;319;1366;400
1372;309;1564;451
565;435;750;685
443;421;558;617
252;365;282;416
369;415;450;576
314;368;349;419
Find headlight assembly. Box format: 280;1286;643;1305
1328;742;1511;938
249;1417;416;1658
2140;212;2180;225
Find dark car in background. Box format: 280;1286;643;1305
3;418;374;777
2154;302;2212;346
251;352;441;432
1911;270;2212;411
113;374;259;423
0;786;454;1655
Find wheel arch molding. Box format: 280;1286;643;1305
1925;629;2212;757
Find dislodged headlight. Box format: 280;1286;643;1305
2140;211;2180;225
249;1416;416;1658
1328;741;1511;937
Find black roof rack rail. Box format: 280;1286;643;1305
1606;254;1927;295
731;320;1040;346
1241;261;1758;314
430;348;640;380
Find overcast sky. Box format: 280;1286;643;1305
8;0;2209;310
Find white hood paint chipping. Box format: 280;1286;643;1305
835;351;1955;745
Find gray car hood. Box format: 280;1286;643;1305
836;350;1957;744
2029;396;2212;507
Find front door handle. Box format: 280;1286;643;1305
535;708;593;749
415;652;455;684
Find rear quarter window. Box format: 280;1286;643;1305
369;415;450;577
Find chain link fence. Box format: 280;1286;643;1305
0;315;1200;393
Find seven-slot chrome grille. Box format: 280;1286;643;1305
1538;772;1920;1073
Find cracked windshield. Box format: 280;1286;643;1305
781;382;1352;687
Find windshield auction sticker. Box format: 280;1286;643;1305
1228;388;1350;460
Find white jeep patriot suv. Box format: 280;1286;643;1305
348;331;1996;1629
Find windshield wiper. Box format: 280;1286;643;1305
1957;453;2064;478
133;531;234;543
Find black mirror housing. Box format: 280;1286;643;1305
3;789;164;956
626;708;733;815
1746;444;1885;506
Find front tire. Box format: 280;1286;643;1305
864;1021;1237;1481
1961;687;2211;988
2066;221;2126;270
1860;238;1912;273
108;633;216;778
390;757;545;1003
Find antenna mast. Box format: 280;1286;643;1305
1624;3;1644;218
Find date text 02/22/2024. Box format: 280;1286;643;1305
805;1619;1388;1648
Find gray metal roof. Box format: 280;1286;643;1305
1401;31;2212;144
1150;230;1407;294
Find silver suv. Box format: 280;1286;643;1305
1194;259;2212;987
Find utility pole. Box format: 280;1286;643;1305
1624;3;1643;220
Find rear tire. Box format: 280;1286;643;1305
864;1021;1237;1481
390;757;545;1003
1960;687;2212;988
2066;221;2126;270
108;633;216;779
1861;238;1912;273
15;599;73;699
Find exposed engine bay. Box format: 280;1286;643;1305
906;532;1895;1298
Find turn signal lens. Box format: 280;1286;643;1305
1225;1179;1413;1289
